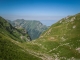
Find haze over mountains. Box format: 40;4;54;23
7;19;48;40
0;0;80;60
0;13;80;60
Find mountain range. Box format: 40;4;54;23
7;19;48;40
0;13;80;60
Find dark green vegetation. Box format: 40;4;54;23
0;13;80;60
0;17;42;60
0;34;41;60
8;19;48;40
0;16;31;42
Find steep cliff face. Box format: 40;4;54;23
8;19;48;40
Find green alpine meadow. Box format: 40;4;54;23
0;13;80;60
0;0;80;60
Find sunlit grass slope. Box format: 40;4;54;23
21;13;80;60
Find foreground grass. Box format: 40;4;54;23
0;34;42;60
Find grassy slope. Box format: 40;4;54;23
20;13;80;60
0;13;80;60
0;17;42;60
0;33;42;60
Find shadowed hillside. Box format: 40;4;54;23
0;16;42;60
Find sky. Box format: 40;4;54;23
0;0;80;26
